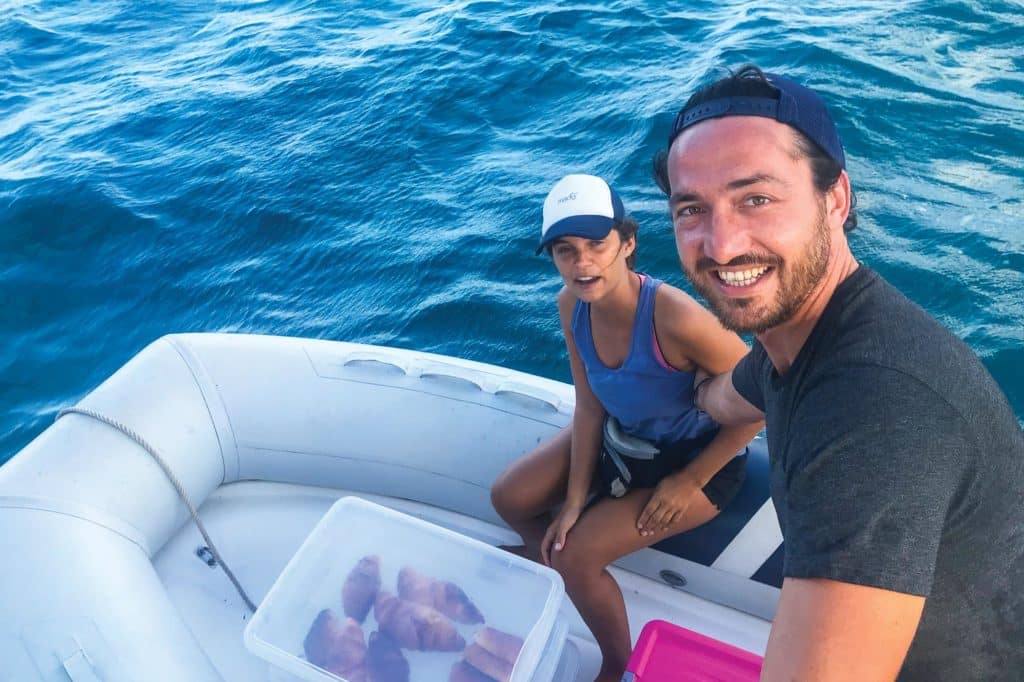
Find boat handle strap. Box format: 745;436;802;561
56;406;258;613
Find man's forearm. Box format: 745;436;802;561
694;370;764;426
681;420;762;487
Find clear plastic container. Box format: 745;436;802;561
244;496;566;682
531;614;575;682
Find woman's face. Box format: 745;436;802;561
550;230;635;301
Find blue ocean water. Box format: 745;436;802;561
1;1;1022;464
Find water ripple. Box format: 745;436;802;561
2;0;1022;461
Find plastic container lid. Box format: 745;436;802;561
624;619;763;682
244;496;566;682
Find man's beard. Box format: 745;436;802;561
684;208;831;334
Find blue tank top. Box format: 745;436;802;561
572;274;717;447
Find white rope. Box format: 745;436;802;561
56;406;257;612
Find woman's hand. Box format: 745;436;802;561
541;504;584;566
636;471;703;537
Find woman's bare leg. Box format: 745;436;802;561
490;425;572;562
551;488;720;682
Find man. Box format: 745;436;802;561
654;65;1024;680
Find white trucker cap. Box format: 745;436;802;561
537;174;625;254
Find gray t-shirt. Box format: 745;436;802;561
733;266;1024;680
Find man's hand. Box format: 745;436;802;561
636;471;703;537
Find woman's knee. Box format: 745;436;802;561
550;535;605;588
490;466;541;524
490;431;572;522
490;471;520;522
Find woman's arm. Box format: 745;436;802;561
653;285;749;376
637;287;764;534
558;287;606;508
540;288;606;564
636;419;762;534
654;284;766;426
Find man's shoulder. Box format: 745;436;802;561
818;266;985;392
800;267;1022;456
831;267;954;348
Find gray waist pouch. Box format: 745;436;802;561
598;416;660;498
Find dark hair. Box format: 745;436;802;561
616;215;639;269
652;64;857;232
543;214;640;270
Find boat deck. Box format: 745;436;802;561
154;480;771;681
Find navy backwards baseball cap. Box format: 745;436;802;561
537;174;625;255
668;72;846;168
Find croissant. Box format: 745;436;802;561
344;664;370;682
413;601;467;652
397;566;484;625
374;591;466;652
372;592;418;649
449;659;496;682
366;631;410;682
464;642;513;682
342;555;382;623
303;609;368;680
473;626;524;664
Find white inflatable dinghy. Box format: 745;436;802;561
0;333;782;681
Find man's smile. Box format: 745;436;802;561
714;265;773;288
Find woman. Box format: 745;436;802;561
491;174;762;682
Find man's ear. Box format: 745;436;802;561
826;170;852;232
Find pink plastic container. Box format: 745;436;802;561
623;620;763;681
